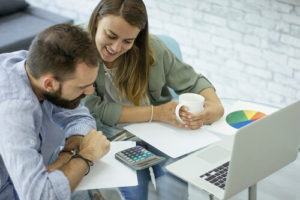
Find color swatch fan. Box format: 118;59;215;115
226;110;266;129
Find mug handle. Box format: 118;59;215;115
175;104;184;124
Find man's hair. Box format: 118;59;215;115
27;24;99;81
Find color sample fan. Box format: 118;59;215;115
226;110;266;129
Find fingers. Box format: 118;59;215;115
80;130;110;161
180;116;204;129
173;118;186;129
159;101;204;129
101;134;110;156
179;110;206;130
64;135;83;151
168;112;185;128
159;101;185;128
185;120;204;130
96;131;110;155
180;111;205;122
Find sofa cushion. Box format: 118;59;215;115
0;6;73;53
0;12;57;52
0;0;29;16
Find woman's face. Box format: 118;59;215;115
95;15;141;64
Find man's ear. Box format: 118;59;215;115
41;75;59;92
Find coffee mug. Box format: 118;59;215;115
175;93;205;123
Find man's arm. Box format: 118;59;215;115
47;131;110;191
47;135;83;172
50;102;96;139
0;100;71;200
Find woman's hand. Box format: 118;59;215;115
180;100;224;130
178;88;224;130
153;101;185;128
153;99;223;130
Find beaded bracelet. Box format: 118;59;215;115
149;105;154;123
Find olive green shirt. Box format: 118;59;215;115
84;35;214;126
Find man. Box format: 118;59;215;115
0;24;110;200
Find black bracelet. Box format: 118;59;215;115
71;153;94;175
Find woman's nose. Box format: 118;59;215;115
110;40;122;52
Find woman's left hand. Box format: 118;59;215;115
180;100;224;130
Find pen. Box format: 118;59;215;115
149;167;156;190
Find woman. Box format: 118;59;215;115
85;0;224;199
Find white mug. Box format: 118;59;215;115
175;93;205;123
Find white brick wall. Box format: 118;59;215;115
26;0;300;107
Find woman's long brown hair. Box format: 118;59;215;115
88;0;154;105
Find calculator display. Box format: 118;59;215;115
115;146;166;170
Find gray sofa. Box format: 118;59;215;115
0;0;73;53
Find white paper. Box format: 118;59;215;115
76;141;137;191
124;122;220;158
205;100;279;136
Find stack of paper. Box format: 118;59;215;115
125;123;220;158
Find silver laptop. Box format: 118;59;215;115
166;101;300;200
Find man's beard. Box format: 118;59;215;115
43;85;85;109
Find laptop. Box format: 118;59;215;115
166;101;300;200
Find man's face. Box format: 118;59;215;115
43;85;86;109
44;62;99;109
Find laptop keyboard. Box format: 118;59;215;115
199;161;229;189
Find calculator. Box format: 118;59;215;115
115;146;166;170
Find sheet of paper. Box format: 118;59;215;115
76;141;137;191
124;122;220;158
205;100;279;136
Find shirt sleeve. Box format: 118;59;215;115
84;91;123;127
48;101;97;138
151;35;215;94
0;99;71;200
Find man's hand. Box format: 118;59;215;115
64;135;84;151
47;135;84;172
79;130;110;162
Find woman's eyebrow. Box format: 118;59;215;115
107;29;136;40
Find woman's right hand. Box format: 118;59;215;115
154;101;186;128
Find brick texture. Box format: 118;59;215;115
26;0;300;107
